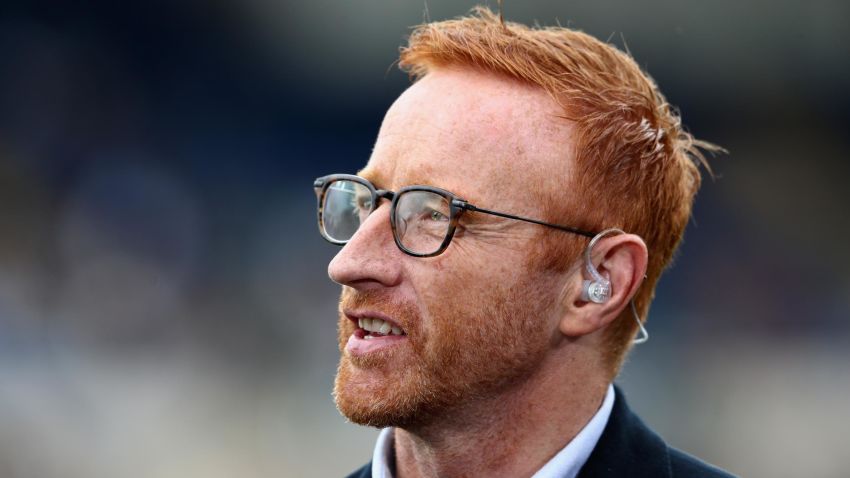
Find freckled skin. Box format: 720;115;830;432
329;68;610;478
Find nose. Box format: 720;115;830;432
327;203;403;290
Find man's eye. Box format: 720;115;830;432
427;209;448;222
357;197;372;209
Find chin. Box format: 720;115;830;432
333;356;444;429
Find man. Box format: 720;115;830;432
314;6;734;478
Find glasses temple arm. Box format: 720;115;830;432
459;203;596;238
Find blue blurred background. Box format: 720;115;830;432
1;0;848;476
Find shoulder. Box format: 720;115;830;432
344;461;372;478
668;447;737;478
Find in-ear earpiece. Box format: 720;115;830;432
581;279;610;303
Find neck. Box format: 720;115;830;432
393;351;609;478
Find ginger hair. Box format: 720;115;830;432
398;6;721;377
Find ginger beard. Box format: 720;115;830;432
333;274;555;430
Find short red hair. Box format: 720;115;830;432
399;6;721;375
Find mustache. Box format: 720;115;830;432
339;288;417;329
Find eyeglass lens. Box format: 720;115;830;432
321;180;372;242
394;190;451;254
320;180;452;255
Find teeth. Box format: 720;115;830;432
358;317;405;336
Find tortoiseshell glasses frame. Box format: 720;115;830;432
314;174;597;258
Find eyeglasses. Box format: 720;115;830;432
313;174;598;257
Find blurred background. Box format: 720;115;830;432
0;0;848;476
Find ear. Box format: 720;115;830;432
558;233;648;338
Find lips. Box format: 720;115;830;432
344;311;407;356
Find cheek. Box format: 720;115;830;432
409;244;558;347
417;248;521;308
426;235;508;279
413;257;486;324
415;257;542;340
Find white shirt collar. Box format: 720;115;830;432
371;424;395;478
371;384;615;478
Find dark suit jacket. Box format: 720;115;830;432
345;386;736;478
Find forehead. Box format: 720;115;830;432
360;68;576;210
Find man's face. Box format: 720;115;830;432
329;68;580;428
